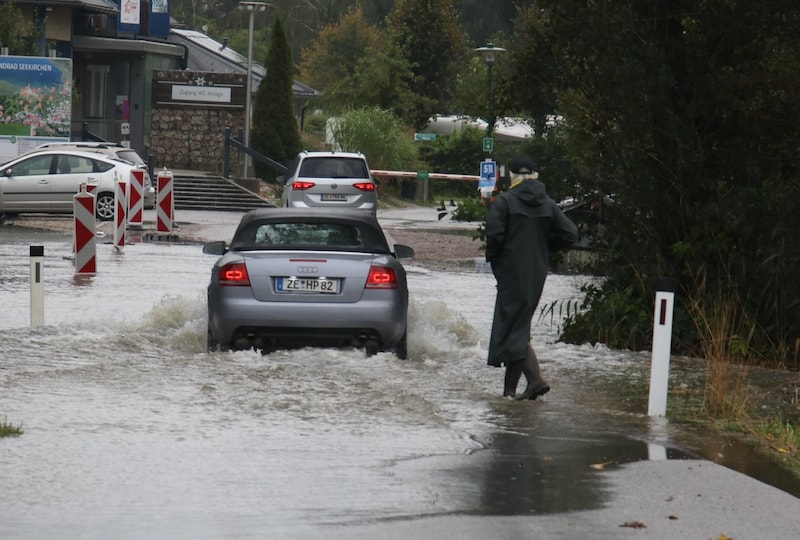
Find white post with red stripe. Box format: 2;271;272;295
73;183;97;275
114;176;127;250
156;168;174;234
128;169;145;227
648;278;676;417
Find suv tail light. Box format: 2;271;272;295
353;182;375;192
365;266;398;289
219;262;250;286
292;181;316;191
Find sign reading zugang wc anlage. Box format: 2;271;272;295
0;56;72;161
152;71;246;109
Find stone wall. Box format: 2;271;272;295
149;70;245;174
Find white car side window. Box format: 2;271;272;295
13;155;52;176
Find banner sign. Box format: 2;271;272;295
0;56;72;161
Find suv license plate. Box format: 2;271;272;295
277;277;340;294
321;193;347;201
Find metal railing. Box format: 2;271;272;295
223;127;288;180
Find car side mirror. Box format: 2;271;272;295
393;244;414;259
277;175;286;186
202;241;228;255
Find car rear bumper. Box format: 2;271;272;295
208;294;407;351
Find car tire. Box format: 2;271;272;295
96;192;115;221
364;341;380;357
207;323;227;352
394;329;408;360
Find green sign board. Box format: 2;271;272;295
417;171;429;180
414;132;437;142
483;137;494;152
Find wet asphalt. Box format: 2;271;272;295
3;206;799;538
166;206;800;539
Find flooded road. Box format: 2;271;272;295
1;222;798;538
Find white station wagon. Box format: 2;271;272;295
0;148;144;221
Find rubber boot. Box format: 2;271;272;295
503;359;524;398
515;344;550;401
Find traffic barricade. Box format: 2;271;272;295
74;183;97;275
114;178;127;250
128;169;145;227
156;168;174;234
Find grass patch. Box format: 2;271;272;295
1;418;23;437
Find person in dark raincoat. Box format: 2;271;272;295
485;156;578;400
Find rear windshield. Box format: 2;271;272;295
298;157;369;179
231;220;389;253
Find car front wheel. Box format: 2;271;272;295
96;192;115;221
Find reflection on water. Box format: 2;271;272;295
0;226;798;538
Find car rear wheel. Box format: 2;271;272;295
394;329;408;360
364;340;380;357
96;192;115;221
207;323;228;352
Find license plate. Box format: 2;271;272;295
276;277;340;294
321;193;347;201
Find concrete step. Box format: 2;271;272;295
170;175;275;212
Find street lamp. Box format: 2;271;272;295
475;43;505;144
239;1;267;178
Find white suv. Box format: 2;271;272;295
31;142;155;209
278;151;377;213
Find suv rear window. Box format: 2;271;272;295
298;157;369;179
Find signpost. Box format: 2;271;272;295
414;133;437;142
479;159;497;198
483;137;494;153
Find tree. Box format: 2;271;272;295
329;106;418;170
298;6;378;105
385;0;467;128
0;0;34;55
512;1;800;361
251;17;302;179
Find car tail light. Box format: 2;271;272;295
219;262;250;286
353;182;375;192
365;266;398;289
292;181;316;190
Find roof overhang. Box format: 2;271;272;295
72;36;185;57
15;0;119;15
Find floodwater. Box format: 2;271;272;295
0;225;797;538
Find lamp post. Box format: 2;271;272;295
239;1;267;178
475;43;505;144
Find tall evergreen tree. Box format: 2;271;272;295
251;17;302;179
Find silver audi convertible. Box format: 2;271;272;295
203;208;414;358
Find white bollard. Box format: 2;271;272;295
114;178;128;250
29;245;44;327
128;169;145;227
156;168;174;234
648;277;676;416
74;184;97;275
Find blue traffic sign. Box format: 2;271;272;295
479;160;496;189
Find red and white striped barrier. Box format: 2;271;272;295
128;169;145;227
73;183;97;275
114;178;127;250
156;169;174;234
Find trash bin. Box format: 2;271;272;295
401;179;417;200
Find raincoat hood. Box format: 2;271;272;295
508;179;548;207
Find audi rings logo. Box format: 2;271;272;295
295;266;318;274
